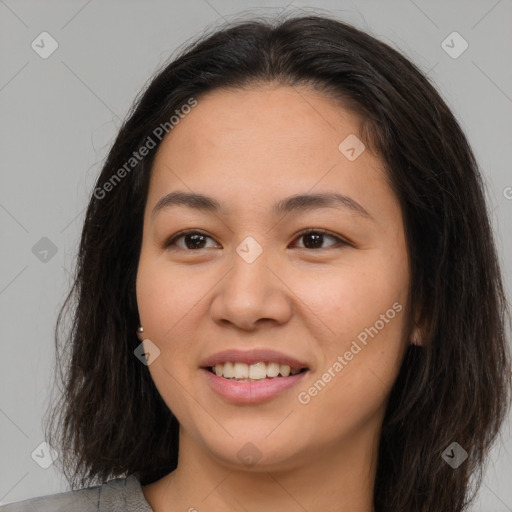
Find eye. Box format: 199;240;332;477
164;229;219;250
164;228;349;251
291;228;348;250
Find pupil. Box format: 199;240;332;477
186;234;206;249
303;233;323;249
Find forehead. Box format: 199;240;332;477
147;85;397;222
161;84;366;155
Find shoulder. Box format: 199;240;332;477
0;474;153;512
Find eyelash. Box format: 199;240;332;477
163;228;350;251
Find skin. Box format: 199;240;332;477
136;84;421;512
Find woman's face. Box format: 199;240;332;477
136;85;416;471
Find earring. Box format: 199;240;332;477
137;325;144;333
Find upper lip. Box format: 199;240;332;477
200;348;310;371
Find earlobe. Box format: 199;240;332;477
411;322;427;347
137;324;145;341
410;307;425;346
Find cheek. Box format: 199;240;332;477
136;258;202;419
136;256;206;343
290;252;408;420
289;250;408;348
135;265;192;399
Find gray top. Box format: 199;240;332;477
0;475;154;512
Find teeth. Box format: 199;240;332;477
220;362;234;378
280;364;291;377
234;362;248;379
212;361;303;380
266;362;280;378
248;362;266;379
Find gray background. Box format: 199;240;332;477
1;0;511;509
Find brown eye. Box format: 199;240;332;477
291;229;348;250
164;228;348;251
164;230;219;250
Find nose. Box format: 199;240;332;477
209;247;293;331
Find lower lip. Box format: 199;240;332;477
201;368;309;403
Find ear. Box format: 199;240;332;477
136;326;145;342
410;307;427;346
410;327;422;346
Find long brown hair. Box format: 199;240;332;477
44;13;512;512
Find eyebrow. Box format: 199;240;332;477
151;191;373;220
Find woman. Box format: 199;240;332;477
3;13;511;512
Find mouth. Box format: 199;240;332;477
202;361;309;381
198;349;311;402
201;364;310;403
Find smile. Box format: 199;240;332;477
208;361;308;380
201;366;310;403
